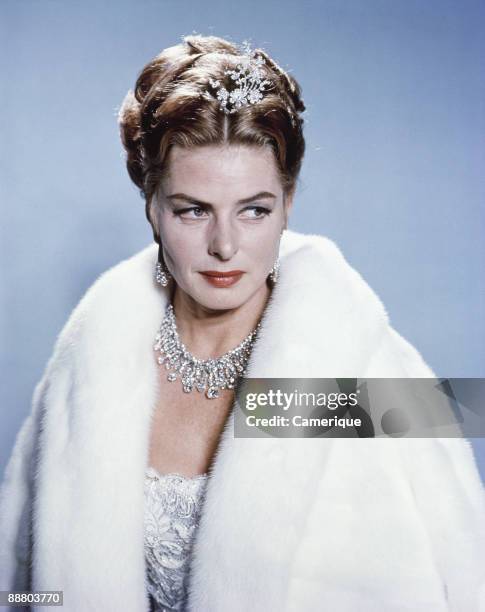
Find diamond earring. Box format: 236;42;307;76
155;244;172;287
268;258;280;284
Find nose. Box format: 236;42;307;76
207;215;239;260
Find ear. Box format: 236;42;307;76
147;196;161;243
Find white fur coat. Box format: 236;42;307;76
1;229;485;611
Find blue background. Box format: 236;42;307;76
1;0;484;480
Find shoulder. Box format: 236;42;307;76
280;230;433;377
281;229;390;317
280;229;390;335
364;326;436;377
75;242;157;316
44;243;159;377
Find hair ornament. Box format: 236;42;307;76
207;40;272;114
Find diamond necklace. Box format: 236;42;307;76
153;303;262;399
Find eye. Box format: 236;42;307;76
175;206;207;219
241;206;272;219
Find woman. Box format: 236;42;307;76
1;34;484;612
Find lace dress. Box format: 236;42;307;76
144;467;209;612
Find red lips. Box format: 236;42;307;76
199;270;244;288
200;270;244;277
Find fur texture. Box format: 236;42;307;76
1;229;484;611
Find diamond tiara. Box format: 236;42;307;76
206;40;272;115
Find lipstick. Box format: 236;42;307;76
199;270;244;288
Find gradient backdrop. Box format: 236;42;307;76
1;0;484;480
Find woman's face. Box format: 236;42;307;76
156;143;292;312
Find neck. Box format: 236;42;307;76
171;281;272;359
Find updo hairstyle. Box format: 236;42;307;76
118;34;306;243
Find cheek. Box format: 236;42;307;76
164;239;202;276
160;221;193;261
244;238;279;274
244;222;281;248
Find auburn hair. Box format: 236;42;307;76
118;34;306;242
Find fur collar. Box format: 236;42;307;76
26;229;483;611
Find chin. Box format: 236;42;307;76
182;281;247;310
181;275;267;311
198;292;246;312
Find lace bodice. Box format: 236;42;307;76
144;467;209;612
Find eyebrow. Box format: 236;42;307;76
166;191;277;206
